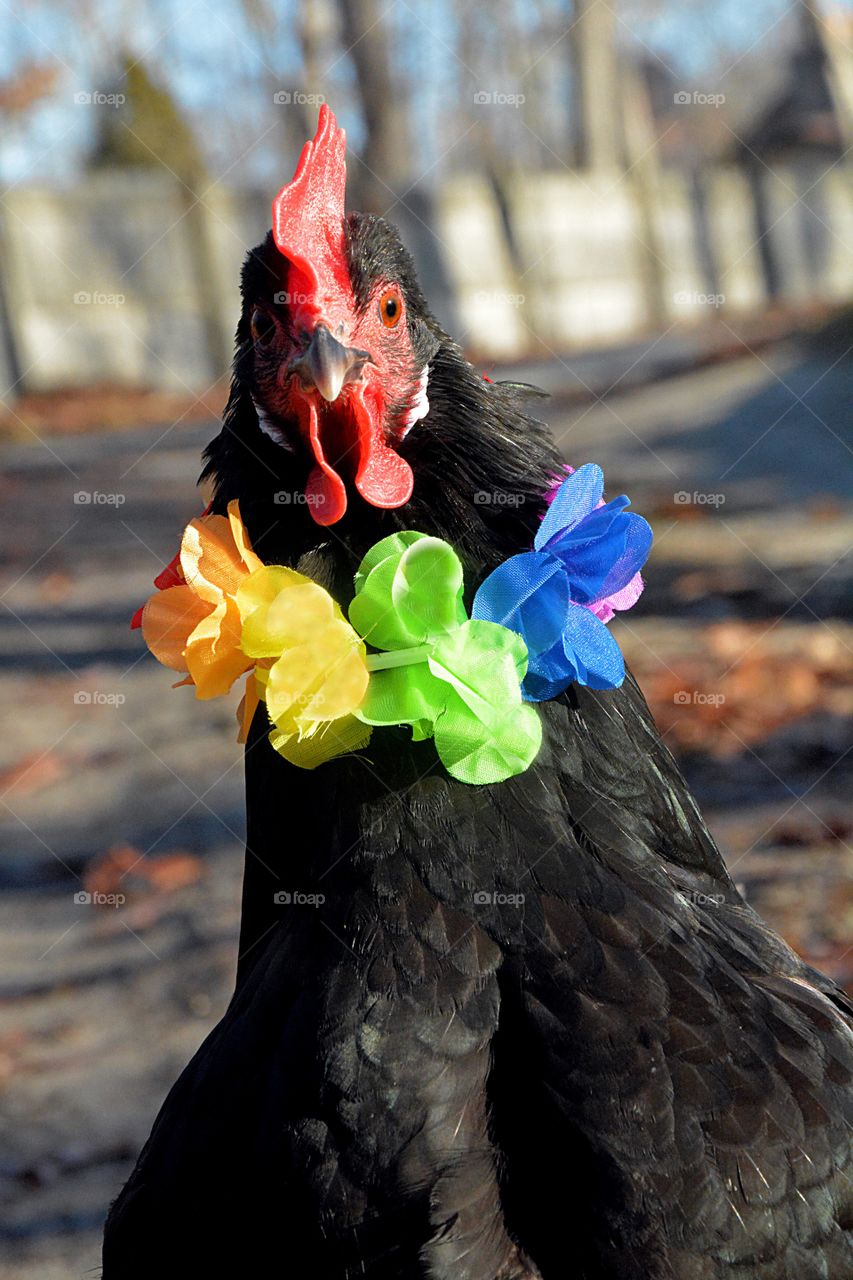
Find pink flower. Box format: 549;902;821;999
544;465;645;624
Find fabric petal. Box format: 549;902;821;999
180;515;249;605
546;509;650;606
353;530;427;592
521;656;572;703
523;634;575;701
238;568;338;658
264;623;368;729
433;688;542;785
427;620;540;781
185;596;252;698
153;548;185;592
590;514;653;604
349;535;465;651
589;570;645;623
534;463;604;550
356;662;446;730
429;620;529;708
236;670;260;743
227;500;264;574
523;602;625;698
141;585;209;672
472;551;568;655
391;537;466;642
349;550;425;651
542;496;631;567
269;714;371;769
557;515;633;603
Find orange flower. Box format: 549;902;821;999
141;501;263;699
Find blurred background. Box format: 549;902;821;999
1;1;852;1275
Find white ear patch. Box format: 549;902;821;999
251;395;293;451
399;365;430;438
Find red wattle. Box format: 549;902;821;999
303;398;348;526
296;388;413;527
352;386;413;510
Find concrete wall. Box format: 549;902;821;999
0;172;269;395
1;158;852;394
439;159;853;357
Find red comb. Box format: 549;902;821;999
272;105;350;319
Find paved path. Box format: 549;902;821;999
0;330;851;1276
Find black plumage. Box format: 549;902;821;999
103;214;853;1279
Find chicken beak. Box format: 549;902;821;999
290;324;370;403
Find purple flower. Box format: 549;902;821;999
473;464;652;699
545;465;644;624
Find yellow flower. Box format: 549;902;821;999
141;501;262;699
141;501;371;768
236;566;371;768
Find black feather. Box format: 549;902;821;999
104;216;853;1280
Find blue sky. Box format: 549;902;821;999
1;0;851;186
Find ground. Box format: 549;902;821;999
0;323;851;1277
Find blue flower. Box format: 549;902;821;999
472;464;652;699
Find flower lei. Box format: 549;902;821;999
135;465;651;785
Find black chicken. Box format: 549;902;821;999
103;107;853;1279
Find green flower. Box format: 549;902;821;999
350;533;541;785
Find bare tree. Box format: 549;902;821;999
571;0;623;169
335;0;412;210
804;0;853;150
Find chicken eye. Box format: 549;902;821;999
378;289;402;329
250;307;276;346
